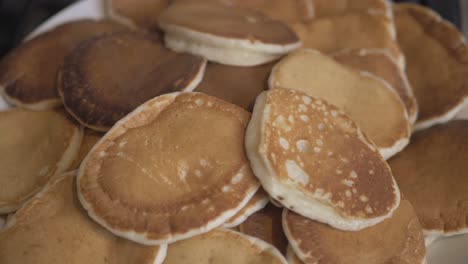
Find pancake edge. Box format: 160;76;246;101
0;84;62;110
222;194;270;229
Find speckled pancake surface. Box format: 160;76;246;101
389;120;468;239
163;228;287;264
223;189;269;228
333;49;418;125
270;49;410;159
78;92;259;245
394;4;468;131
0;109;81;214
106;0;170;29
0;20;125;110
283;199;426;264
0;173;166;264
245;89;400;231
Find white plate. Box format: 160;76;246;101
2;0;468;263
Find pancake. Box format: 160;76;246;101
245;88;400;231
0;20;126;110
77;92;260;245
311;0;391;18
106;0;170;29
0;173;166;264
222;189;269;228
158;3;301;66
163;228;287;264
269;49;410;159
283;199;426;264
286;246;303;264
195;62;273;111
333;48;418;124
70;129;103;170
239;203;288;255
388;120;468;243
59;31;206;132
394;4;468;131
0;109;82;214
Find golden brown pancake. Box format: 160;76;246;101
269;49;410;159
394;4;468;131
239;203;288;255
0;173;166;264
163;228;287;264
283;200;426;264
389;120;468;241
333;48;418;124
223;188;269;228
0;20;126;110
70;129;103;170
195;62;273;111
78;92;260;245
106;0;170;29
0;109;82;214
311;0;391;18
245;89;400;231
59;31;206;132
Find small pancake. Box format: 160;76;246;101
245;88;400;231
311;0;391;18
106;0;170;29
239;203;288;255
0;173;166;264
269;49;410;159
59;31;206;132
195;62;273;111
70;129;103;170
78;92;260;245
388;120;468;242
0;109;82;214
283;199;426;264
0;20;125;110
158;3;301;66
394;4;468;131
163;228;287;264
333;48;418;124
222;188;269;228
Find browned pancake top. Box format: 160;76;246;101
311;0;389;18
0;20;126;106
283;200;426;264
0;174;161;264
59;31;205;131
158;3;299;45
108;0;170;28
78;93;259;242
394;4;468;125
389;120;468;233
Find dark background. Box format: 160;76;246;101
0;0;463;58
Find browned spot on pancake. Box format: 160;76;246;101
107;0;170;29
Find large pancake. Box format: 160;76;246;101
223;188;269;228
0;20;126;110
106;0;170;29
394;4;468;131
0;109;82;213
77;92;260;245
239;203;288;255
158;3;301;66
311;0;391;18
70;129;103;170
163;228;287;264
0;173;166;264
59;31;206;132
245;89;400;231
388;120;468;243
333;48;418;124
283;200;426;264
194;62;273;111
269;49;410;159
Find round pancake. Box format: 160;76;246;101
283;199;426;264
70;129;103;170
163;228;287;264
106;0;170;29
194;62;274;111
77;92;260;245
0;20;126;110
333;48;418;125
269;49;410;159
0;173;166;264
245;88;400;231
222;188;269;228
0;109;82;214
388;120;468;241
311;0;391;18
158;3;301;66
59;31;206;132
239;203;288;255
394;4;468;131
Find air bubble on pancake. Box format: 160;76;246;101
279;137;290;150
300;115;309;122
360;195;369;202
352;188;358;194
246;16;257;23
331;110;338;117
341;158;349;163
315;139;323;146
317;123;325;130
222;185;231;192
119;141;127;147
342;179;354;187
200;159;210;167
38;166;50;176
302;96;311;104
288;115;295;123
296;140;310;153
369;170;374;175
365;205;374;214
99;151;107;157
336;169;343;175
202;199;210;205
195;170;202;177
350;171;358;179
345;190;352;197
231;168;245;184
177;161;189;182
327;151;334;157
298;104;307;112
195;98;204;106
285;160;309;186
313;146;321;153
274;115;292;131
337;201;345;208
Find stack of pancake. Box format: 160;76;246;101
0;1;467;263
